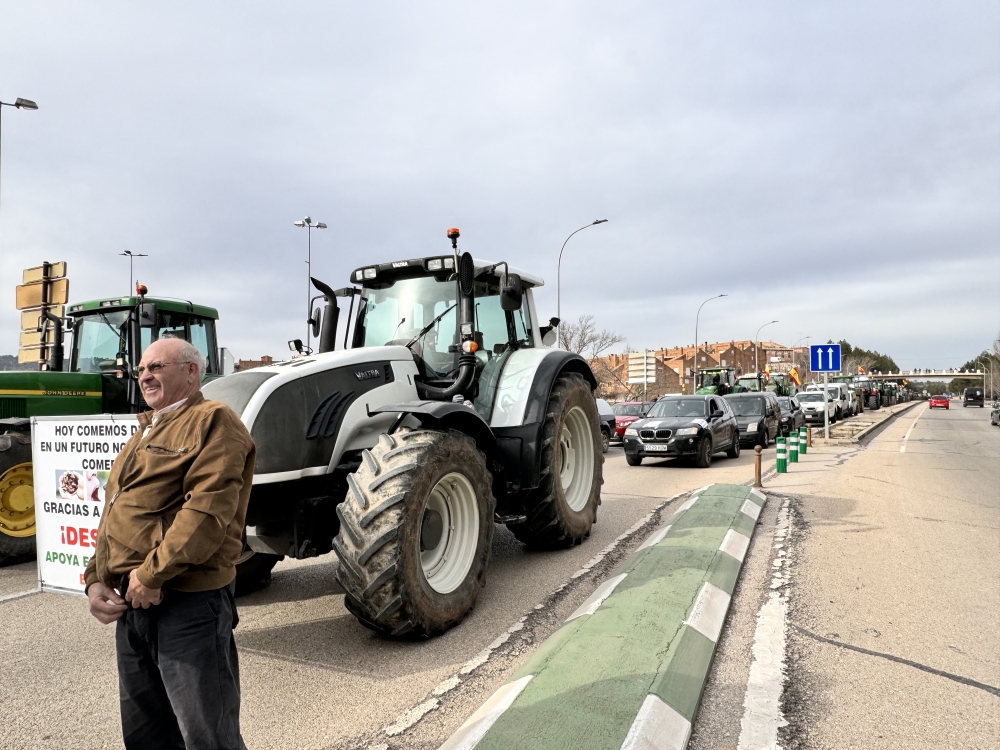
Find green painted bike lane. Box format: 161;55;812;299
439;484;765;750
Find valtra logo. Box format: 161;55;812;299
354;369;381;381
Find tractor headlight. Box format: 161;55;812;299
624;428;638;436
363;268;377;279
443;257;455;269
427;258;443;271
675;427;699;436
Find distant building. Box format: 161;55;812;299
235;355;275;372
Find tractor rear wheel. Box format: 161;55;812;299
0;434;35;565
333;428;494;638
509;373;602;549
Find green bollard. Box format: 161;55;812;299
776;436;787;473
789;431;799;462
798;426;807;454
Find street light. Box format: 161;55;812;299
119;251;148;294
0;97;39;255
754;320;779;373
692;294;727;393
294;216;328;353
792;335;811;374
556;219;608;329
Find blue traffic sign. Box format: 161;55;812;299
810;344;841;372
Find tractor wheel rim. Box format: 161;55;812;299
0;462;34;538
560;406;594;512
420;472;479;595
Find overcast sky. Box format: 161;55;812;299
2;2;997;369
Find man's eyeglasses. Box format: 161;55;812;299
132;361;192;377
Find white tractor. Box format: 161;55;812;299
204;229;603;637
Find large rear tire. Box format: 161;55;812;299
0;434;35;565
334;429;494;638
508;373;602;549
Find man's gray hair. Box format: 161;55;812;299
167;338;208;379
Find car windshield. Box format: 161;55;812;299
798;392;824;402
614;404;645;416
778;397;792;409
354;274;532;380
729;398;765;417
647;399;707;418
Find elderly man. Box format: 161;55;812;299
84;337;255;750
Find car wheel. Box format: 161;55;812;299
694;436;713;468
626;453;642;466
760;429;770;449
726;431;741;459
601;428;610;453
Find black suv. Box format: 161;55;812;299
724;392;783;447
622;395;740;468
964;387;985;408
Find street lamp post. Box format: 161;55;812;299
556;219;608;332
792;335;811;374
692;294;727;393
0;97;39;254
754;320;779;373
294;216;328;353
119;250;148;294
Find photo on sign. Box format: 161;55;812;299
56;469;84;500
85;470;110;503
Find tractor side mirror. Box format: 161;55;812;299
500;273;523;311
309;307;322;338
540;317;560;346
138;302;158;328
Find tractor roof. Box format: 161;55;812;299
67;296;219;319
351;256;544;288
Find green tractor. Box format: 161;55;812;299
696;367;745;395
0;294;221;563
735;371;796;397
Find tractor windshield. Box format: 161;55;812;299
72;311;129;373
355;274;533;381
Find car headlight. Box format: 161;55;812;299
675;427;699;436
624;428;638;436
745;423;757;432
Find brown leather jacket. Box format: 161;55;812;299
83;390;255;593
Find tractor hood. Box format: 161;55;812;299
0;370;104;419
202;346;421;483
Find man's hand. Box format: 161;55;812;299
87;582;127;624
125;569;163;609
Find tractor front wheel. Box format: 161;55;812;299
509;373;602;549
0;434;35;565
333;428;494;638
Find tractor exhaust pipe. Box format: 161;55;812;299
311;277;341;354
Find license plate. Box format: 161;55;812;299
643;444;671;452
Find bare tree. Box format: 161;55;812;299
558;315;624;358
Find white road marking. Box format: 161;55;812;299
899;405;927;453
719;529;751;563
437;675;533;750
672;495;699;517
737;499;792;750
636;524;672;552
0;588;40;604
619;694;691;750
566;573;628;622
741;499;762;521
683;582;731;643
750;488;766;504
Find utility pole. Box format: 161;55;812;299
294;216;328;353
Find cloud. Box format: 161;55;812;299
1;1;997;369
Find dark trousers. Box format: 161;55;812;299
115;582;246;750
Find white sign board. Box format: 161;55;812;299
31;415;139;594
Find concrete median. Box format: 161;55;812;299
438;483;766;750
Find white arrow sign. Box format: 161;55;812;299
827;347;834;369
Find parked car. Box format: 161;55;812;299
963;387;985;408
724;392;782;448
797;390;837;424
777;396;805;436
613;401;655;442
622;395;740;468
806;382;853;420
596;398;616;452
928;395;949;409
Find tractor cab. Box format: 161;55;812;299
696;367;742;395
66;296;221;412
736;373;766;392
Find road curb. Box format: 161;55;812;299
438;483;766;750
851;401;920;444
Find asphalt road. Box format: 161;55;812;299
0;434;766;750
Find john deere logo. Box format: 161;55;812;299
354;369;381;381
